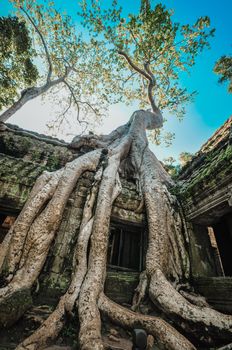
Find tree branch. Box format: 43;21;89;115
144;61;156;85
56;94;73;120
128;26;150;61
118;51;160;112
144;61;159;112
0;69;70;123
77;100;100;116
63;80;81;121
63;80;89;133
20;6;53;83
118;50;151;81
64;78;100;118
152;37;191;64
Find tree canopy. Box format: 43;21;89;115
179;151;193;166
1;0;215;142
79;0;215;142
0;0;125;130
80;0;215;115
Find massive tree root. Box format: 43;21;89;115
0;109;232;349
98;293;195;350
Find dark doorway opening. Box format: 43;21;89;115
212;212;232;276
107;222;145;272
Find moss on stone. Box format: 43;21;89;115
0;288;32;328
178;144;232;200
105;271;139;304
0;129;74;170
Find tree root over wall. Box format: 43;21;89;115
0;110;232;350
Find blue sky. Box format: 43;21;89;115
0;0;231;161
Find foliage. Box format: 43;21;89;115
214;55;232;93
80;0;215;123
179;151;193;166
0;15;38;110
162;156;180;177
148;128;175;147
162;151;193;177
79;0;215;144
1;0;126;131
1;0;215;139
10;0;108;126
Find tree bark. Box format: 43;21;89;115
98;293;196;350
78;136;131;349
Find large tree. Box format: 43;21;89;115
0;1;232;349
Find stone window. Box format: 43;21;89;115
107;222;145;272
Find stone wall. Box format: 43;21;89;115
187;223;217;278
0;125;74;214
193;277;232;313
0;125;145;222
178;116;232;225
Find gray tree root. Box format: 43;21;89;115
15;168;104;350
149;269;232;342
98;293;196;350
0;170;58;274
0;150;101;326
78;136;131;350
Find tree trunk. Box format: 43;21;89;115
0;109;231;349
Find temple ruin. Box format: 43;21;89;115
0;116;231;349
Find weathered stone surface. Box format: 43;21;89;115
105;271;139;304
188;223;217;278
193;277;232;314
48;180;88;282
0;154;44;213
114;195;142;211
0;126;75;215
0;127;145;311
36;271;140;307
111;206;145;224
0;124;74;169
0;127;145;316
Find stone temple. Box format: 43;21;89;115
0;116;231;349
